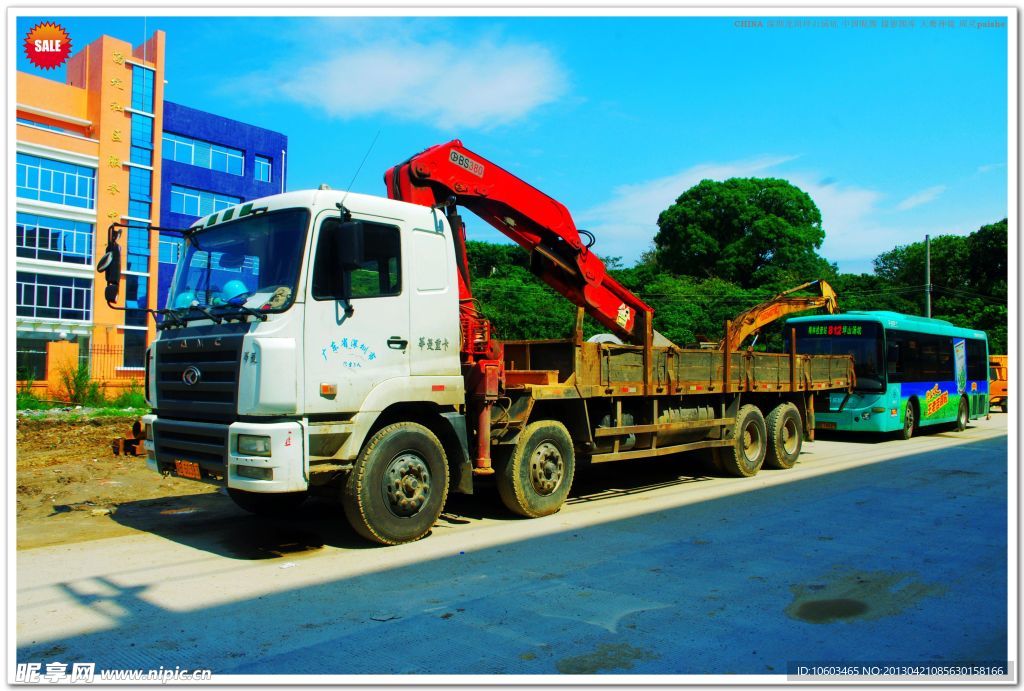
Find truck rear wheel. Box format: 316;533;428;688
764;402;802;469
497;420;575;518
343;422;449;545
713;405;767;477
227;488;308;517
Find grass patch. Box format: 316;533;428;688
58;364;105;407
110;380;147;409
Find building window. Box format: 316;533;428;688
127;167;152;223
16;271;92;322
125;275;149;327
169;184;241;217
254;155;272;183
126;223;151;273
16;213;93;265
162;132;244;176
130;114;154;167
17;117;68;134
159;237;184;264
131;65;155;114
123;329;147;368
16;153;95;209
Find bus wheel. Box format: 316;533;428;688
714;405;767;477
496;420;575;518
764;402;802;469
955;396;969;432
1002;401;1008;414
901;400;918;440
342;422;449;545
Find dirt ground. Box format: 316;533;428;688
15;416;221;550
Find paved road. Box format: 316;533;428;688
16;415;1011;679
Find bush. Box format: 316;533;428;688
111;379;147;409
58;363;105;407
16;376;53;410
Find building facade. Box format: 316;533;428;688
15;30;287;393
158;102;287;309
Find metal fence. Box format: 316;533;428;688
87;345;145;381
15;344;146;383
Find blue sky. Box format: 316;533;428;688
15;14;1009;274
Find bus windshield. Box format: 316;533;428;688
793;322;886;392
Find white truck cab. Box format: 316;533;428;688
137;190;472;540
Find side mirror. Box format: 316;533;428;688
336;220;365;270
96;242;122;304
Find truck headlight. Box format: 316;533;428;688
238;434;272;456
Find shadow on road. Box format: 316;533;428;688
20;435;1008;675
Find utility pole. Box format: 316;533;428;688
924;234;931;318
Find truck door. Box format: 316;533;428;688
304;213;410;415
408;225;460;377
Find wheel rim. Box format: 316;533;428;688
782;417;799;455
382;452;431;518
529;441;564;496
742;421;763;464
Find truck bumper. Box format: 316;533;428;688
145;414;308;493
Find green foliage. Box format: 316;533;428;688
16;376;53;410
461;201;1007;356
111;379;147;409
654;178;834;288
871;219;1007;352
58;363;106;407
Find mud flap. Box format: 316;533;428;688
441;412;474;494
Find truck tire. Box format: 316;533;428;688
342;422;449;545
955;396;969;432
497;420;575;518
901;400;918;440
764;402;802;469
227;488;308;517
713;405;767;477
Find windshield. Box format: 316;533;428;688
167;208;310;313
791;321;886;392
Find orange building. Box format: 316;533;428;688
16;32;165;396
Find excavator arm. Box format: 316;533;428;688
718;280;839;352
385;140;653;346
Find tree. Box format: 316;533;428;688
870;220;1008;353
653;178;833;288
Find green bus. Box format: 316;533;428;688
786;311;989;438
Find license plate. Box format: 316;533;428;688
174;460;202;480
817;421;837;430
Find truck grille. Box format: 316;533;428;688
154;419;228;473
155;334;243;422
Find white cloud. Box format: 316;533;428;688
895;185;946;211
253;36;566;130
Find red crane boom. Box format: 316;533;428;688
384;140;653;353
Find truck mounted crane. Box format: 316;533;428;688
103;140;854;545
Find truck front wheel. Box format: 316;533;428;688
227;488;308;517
343;422;449;545
497;420;575;518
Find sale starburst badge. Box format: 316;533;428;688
24;22;72;70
